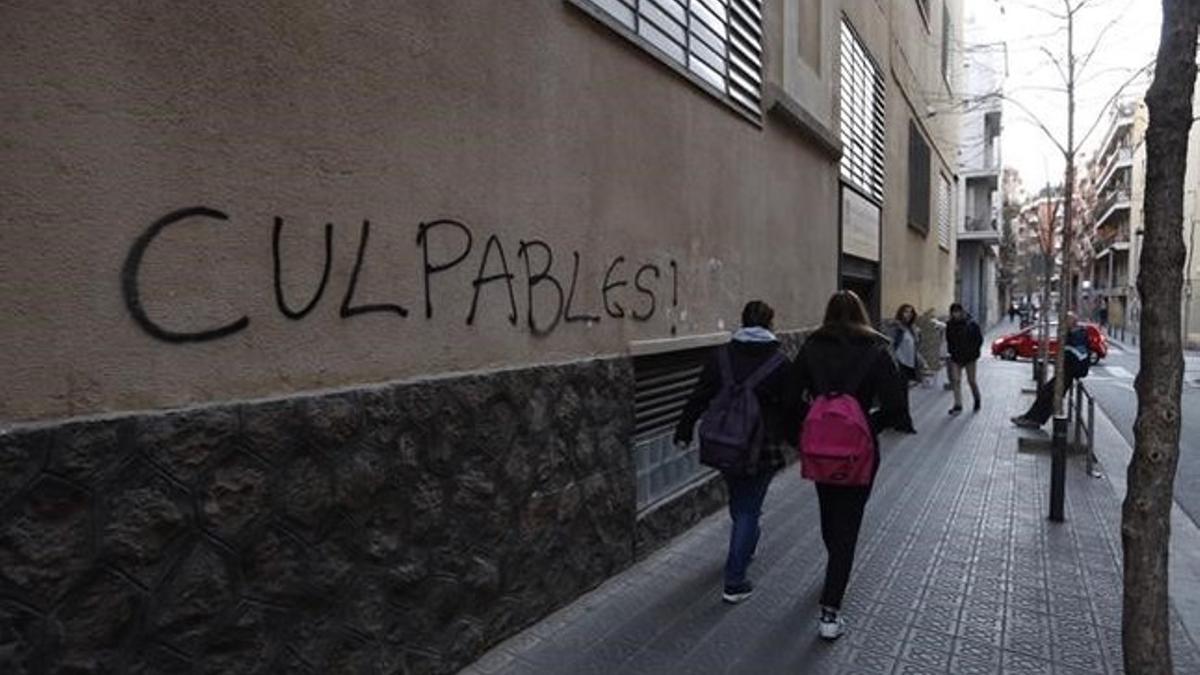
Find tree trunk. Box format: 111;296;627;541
1122;1;1200;672
1053;8;1075;418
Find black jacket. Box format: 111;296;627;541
945;316;983;365
674;339;791;474
788;327;907;481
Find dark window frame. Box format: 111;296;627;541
908;119;932;235
940;2;952;90
915;0;931;29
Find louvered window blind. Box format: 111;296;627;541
632;345;715;510
938;173;952;250
838;19;886;203
579;0;764;119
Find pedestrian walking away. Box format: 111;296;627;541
674;301;791;605
1011;312;1093;428
945;302;983;415
889;303;921;433
791;290;906;641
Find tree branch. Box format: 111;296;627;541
1003;94;1070;157
1040;46;1071;87
1076;5;1132;80
1076;59;1157;151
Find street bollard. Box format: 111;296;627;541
1087;396;1100;478
1050;414;1068;522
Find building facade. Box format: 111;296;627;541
955;0;1003;327
1182;84;1200;349
0;2;958;672
1091;98;1144;331
839;0;962;323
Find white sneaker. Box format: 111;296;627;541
818;613;845;641
722;583;754;604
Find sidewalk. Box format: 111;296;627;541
460;356;1200;674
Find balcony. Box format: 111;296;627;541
1094;220;1131;259
1094;188;1131;229
958;216;999;243
1096;146;1133;194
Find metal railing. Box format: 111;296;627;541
1107;322;1139;347
1067;380;1100;478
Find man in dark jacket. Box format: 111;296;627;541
674;301;790;604
1012;312;1091;427
945;303;983;415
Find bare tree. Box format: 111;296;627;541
1122;1;1200;671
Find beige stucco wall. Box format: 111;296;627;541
881;0;960;318
840;0;960;318
0;1;840;423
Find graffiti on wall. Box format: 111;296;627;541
121;207;681;342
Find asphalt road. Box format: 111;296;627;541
1083;342;1200;526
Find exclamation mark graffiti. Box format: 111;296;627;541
669;259;678;336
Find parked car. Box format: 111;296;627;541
991;322;1108;363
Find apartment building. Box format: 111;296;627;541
1091;98;1145;330
1181;85;1200;348
955;0;1004;326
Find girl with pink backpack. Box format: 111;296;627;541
791;290;906;640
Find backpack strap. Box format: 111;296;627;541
716;345;734;385
742;350;787;390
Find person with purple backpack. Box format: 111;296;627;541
791;290;906;640
674;301;791;604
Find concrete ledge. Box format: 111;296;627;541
629;331;728;356
764;83;843;160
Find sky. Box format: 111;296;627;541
980;0;1162;190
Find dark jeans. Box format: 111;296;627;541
817;482;872;609
723;471;773;588
1023;374;1073;425
897;364;918;430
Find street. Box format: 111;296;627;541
1084;342;1200;526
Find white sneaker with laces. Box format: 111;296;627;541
818;613;845;641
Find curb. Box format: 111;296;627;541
1087;399;1200;653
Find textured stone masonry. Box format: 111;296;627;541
0;357;637;674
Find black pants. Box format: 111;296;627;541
897;365;917;430
1023;373;1073;425
817;483;872;609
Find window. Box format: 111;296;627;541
908;120;932;233
574;0;765;119
940;2;951;86
632;346;715;510
938;173;952;250
839;19;885;203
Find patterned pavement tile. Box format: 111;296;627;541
840;647;896;674
460;358;1200;675
1003;649;1056;674
897;643;952;672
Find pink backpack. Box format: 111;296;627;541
799;351;877;486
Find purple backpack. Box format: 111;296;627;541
698;347;786;474
799;350;877;486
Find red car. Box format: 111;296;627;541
991;322;1108;363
